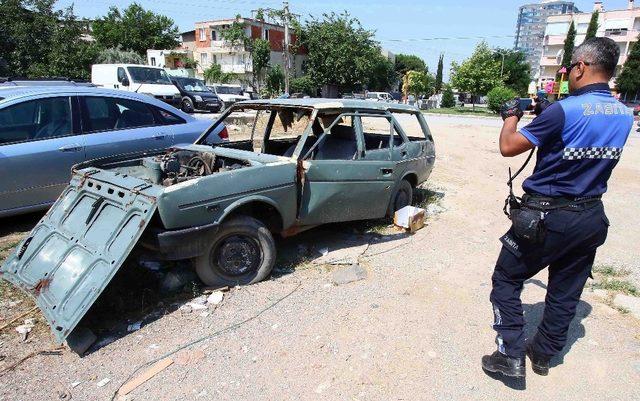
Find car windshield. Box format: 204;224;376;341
177;78;209;92
215;86;243;95
127;67;172;85
199;106;313;155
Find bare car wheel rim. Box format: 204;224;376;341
211;235;262;277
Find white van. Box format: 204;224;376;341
91;64;181;107
207;84;250;109
366;92;393;102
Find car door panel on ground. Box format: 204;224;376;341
0;95;84;213
299;114;396;225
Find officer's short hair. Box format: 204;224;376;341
572;37;620;79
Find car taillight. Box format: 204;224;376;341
219;126;229;140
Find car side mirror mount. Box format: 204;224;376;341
121;77;130;87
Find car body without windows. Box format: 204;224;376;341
0;86;220;217
0;98;435;347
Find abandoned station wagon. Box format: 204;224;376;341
1;99;436;345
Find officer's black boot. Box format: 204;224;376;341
481;351;526;377
526;343;550;376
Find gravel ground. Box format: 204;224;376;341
0;115;638;401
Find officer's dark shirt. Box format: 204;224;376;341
519;83;634;197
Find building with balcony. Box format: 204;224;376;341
515;1;580;77
192;17;306;87
538;0;639;90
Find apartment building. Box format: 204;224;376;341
515;1;579;77
192;17;306;85
539;0;639;89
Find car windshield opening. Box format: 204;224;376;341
127;67;172;84
178;79;209;92
199;106;312;156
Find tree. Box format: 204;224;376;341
264;64;285;97
450;41;502;109
251;38;271;92
560;21;577;69
441;85;456;108
616;35;640;98
95;46;144;64
302;12;382;92
395;54;427;76
0;0;97;79
220;14;248;49
435;54;444;94
92;3;178;56
493;48;530;96
290;75;317;96
585;11;599;40
487;86;517;114
204;63;233;84
368;53;397;91
402;70;434;100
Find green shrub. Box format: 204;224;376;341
487;86;517;114
441;85;455;108
290;75;317;96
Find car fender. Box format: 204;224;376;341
218;195;285;226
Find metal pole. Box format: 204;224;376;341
283;1;290;95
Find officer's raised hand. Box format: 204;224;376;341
497;98;533;157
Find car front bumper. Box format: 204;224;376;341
140;221;220;260
195;100;222;111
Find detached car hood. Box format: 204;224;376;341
0;168;161;343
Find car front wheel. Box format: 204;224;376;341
388;179;414;217
195;216;276;287
181;98;194;113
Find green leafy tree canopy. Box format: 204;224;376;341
204;63;234;84
487;86;517;114
402;70;435;99
616;35;640;97
302;12;382;91
92;2;179;56
450;41;502;107
493;48;531;96
395;54;427;76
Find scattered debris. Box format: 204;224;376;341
331;264;367;285
159;267;197;294
0;347;63;375
199;311;210;318
394;206;426;233
0;306;38;331
207;291;224;305
117;357;174;396
149;344;160;350
127;321;143;332
71;381;82;388
185;302;208;311
15;321;34;341
96;378;111;387
57;389;72;400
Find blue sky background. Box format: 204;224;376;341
57;0;633;79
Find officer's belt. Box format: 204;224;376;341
522;194;602;211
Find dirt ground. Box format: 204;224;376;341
1;114;639;401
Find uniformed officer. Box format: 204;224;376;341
482;37;634;378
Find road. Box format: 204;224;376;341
0;115;638;400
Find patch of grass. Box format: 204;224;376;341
592;264;629;277
592;278;639;297
415;186;445;210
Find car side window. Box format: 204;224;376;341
0;97;72;144
360;115;402;151
117;67;127;83
82;96;157;132
392;112;425;141
306;114;358;161
151;106;186;125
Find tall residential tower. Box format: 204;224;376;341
515;1;579;77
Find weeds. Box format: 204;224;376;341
593;264;630;277
592;278;638;297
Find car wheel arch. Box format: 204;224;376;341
219;197;284;233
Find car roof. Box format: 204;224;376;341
238;98;419;112
0;86;194;120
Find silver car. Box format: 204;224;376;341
0;87;219;217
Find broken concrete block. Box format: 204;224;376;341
613;294;640;319
207;291;224;305
332;264;367;285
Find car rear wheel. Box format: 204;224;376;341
388;179;414;217
181;98;194;113
195;216;276;287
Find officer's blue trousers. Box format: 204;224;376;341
490;202;609;359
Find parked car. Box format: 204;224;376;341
171;77;222;113
0;78;96;87
0;98;436;348
207;84;250;109
91;64;181;107
366;91;394;102
0;86;222;218
623;100;640;117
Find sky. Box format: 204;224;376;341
56;0;633;79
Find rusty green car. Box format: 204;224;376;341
1;99;435;345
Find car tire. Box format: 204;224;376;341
195;216;276;288
388;179;414;217
181;98;194;113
